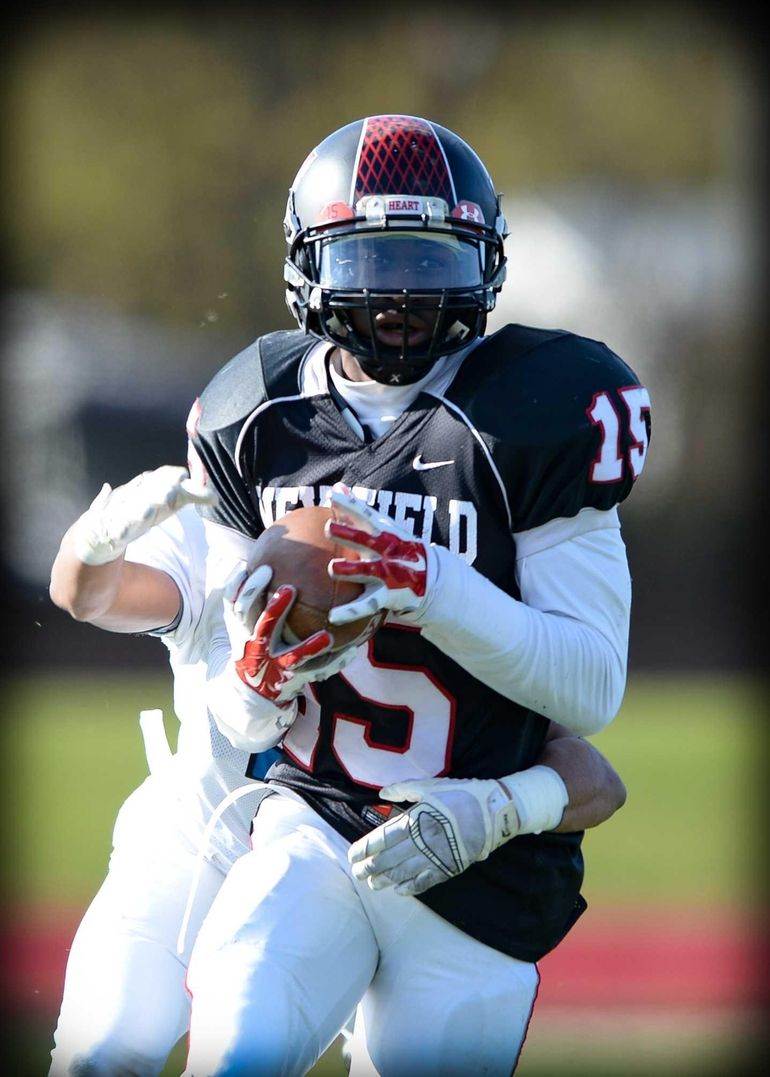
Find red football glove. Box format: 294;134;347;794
226;564;336;705
210;562;361;752
326;489;438;625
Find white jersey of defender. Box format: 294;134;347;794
49;507;264;1077
123;506;263;866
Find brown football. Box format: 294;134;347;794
247;505;381;651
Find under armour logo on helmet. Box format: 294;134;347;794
453;201;484;223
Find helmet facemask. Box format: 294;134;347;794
285;201;506;384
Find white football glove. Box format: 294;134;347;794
70;465;218;566
326;489;439;625
348;777;521;896
348;767;568;897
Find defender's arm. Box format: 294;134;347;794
348;720;626;897
50;466;216;633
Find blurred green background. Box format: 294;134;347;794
1;3;766;1075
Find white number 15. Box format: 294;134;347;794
587;385;651;483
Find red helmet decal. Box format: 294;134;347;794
451;200;485;224
317;201;356;224
353;116;454;205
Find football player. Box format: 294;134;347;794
46;468;290;1077
47;465;624;1076
178;114;652;1075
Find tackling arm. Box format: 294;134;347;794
50;536;180;633
543;720;626;833
349;720;626;897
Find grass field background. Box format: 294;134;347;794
2;670;766;1075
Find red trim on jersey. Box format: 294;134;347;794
328;630;457;788
281;686;322;772
618;383;651;480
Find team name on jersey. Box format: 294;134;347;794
258;484;478;564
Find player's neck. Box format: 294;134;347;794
330;347;373;383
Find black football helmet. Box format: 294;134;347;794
283;115;508;384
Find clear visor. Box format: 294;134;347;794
317;231;484;290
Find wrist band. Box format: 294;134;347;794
500;765;569;834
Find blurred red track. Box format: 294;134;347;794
1;903;767;1018
536;905;767;1010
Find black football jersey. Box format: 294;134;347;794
188;324;650;961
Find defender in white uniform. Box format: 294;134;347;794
48;473;270;1076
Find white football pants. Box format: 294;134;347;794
48;725;269;1077
184;791;539;1077
48;780;226;1075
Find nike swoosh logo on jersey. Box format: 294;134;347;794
412;454;454;471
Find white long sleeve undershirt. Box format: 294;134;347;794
401;507;631;736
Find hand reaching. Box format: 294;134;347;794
71;465;218;566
